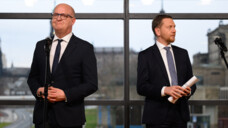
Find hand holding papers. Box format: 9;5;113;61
168;76;198;104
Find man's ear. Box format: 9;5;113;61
155;27;160;36
72;18;76;25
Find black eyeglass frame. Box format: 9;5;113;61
51;13;74;19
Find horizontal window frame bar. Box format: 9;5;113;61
1;13;228;19
0;13;124;19
0;100;228;106
129;100;228;105
130;13;228;19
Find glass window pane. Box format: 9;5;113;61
85;106;124;128
130;105;228;128
0;105;33;127
0;20;124;100
190;105;228;128
75;20;124;100
0;20;50;68
0;105;124;128
130;0;228;13
0;20;50;97
130;20;228;100
0;0;123;13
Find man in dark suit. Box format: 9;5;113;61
137;14;196;128
27;3;98;128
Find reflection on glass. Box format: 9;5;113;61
130;20;228;100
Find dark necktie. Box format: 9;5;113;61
52;39;63;73
164;47;178;85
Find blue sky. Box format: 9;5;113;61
0;0;228;67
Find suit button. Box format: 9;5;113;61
51;81;54;84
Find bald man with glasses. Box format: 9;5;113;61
28;3;98;128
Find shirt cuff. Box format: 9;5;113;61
64;90;68;102
161;86;167;97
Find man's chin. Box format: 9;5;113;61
169;38;175;43
54;28;64;33
168;40;175;43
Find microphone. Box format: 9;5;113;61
214;37;227;52
44;37;52;53
45;37;52;47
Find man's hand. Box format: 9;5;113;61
47;86;66;103
184;87;191;96
37;87;44;98
164;85;191;99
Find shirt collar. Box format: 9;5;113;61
156;40;172;50
53;32;73;43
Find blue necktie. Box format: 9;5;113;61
52;39;63;73
164;47;178;85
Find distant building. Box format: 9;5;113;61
94;47;138;99
193;23;228;88
0;37;30;96
192;23;228;128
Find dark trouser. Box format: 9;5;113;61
146;103;187;128
35;105;83;128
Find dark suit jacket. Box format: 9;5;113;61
137;44;196;124
27;34;98;127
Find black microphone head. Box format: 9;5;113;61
214;36;227;52
44;37;52;53
214;37;221;44
45;37;52;46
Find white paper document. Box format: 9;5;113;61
168;76;199;104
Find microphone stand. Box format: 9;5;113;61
219;49;228;69
214;37;228;69
43;38;52;128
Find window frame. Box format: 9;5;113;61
1;0;228;127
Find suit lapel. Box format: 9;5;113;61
151;44;169;84
52;34;78;75
60;35;77;62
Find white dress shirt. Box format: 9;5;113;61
50;32;73;73
156;41;177;96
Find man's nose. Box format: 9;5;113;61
172;28;176;33
57;15;62;20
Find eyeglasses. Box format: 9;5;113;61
51;13;74;20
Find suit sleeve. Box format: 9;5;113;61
64;45;98;103
185;51;197;99
137;52;164;100
27;43;42;99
